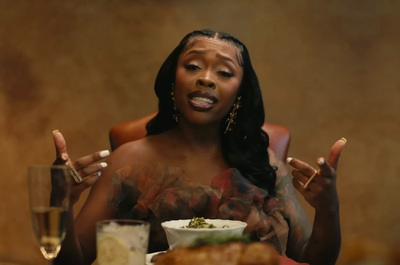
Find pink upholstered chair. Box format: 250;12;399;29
109;113;290;162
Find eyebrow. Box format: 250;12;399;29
186;50;236;65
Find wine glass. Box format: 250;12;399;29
28;165;70;264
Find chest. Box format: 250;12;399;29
149;144;229;186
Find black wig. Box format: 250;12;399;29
146;29;276;194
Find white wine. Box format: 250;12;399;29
31;206;68;260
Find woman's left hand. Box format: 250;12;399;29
287;138;347;212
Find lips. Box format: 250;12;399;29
188;91;218;111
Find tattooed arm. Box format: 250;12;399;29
269;150;312;261
286;139;346;265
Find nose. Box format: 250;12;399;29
196;77;216;89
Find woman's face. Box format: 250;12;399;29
174;37;244;127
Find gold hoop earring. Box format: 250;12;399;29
171;83;179;123
224;96;242;134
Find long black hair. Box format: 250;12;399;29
146;29;276;195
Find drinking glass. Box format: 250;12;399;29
28;165;70;264
96;219;150;265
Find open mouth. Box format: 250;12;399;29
188;91;218;111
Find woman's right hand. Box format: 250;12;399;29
52;130;110;204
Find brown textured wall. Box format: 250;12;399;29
0;1;399;264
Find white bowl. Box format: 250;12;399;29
161;219;247;249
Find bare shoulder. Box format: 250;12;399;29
107;134;169;170
109;137;153;166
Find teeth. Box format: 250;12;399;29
192;97;214;104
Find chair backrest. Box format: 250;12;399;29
109;113;290;162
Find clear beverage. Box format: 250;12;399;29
31;206;68;259
96;220;150;265
28;165;70;265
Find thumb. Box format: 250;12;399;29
327;137;347;170
52;130;70;164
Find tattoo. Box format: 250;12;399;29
269;150;312;259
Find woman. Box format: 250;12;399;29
53;29;346;265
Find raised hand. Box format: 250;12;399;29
287;138;347;212
52;130;110;203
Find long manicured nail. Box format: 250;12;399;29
99;150;110;158
286;157;293;164
100;162;108;168
341;137;347;143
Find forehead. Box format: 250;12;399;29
182;37;242;65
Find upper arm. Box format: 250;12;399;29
269;149;312;260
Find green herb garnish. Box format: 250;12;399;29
186;217;216;228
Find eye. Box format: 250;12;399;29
184;64;200;71
218;70;234;78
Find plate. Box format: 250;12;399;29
146;251;165;265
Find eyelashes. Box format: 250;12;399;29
218;71;234;78
184;64;234;78
184;64;200;71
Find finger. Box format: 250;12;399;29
83;173;100;186
73;150;110;170
291;169;311;185
303;169;318;189
78;162;108;178
76;173;101;186
68;162;107;184
292;173;322;193
316;157;334;179
52;130;67;156
287;157;316;177
292;177;306;192
291;170;311;190
327;137;347;170
52;130;70;162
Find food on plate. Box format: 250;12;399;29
185;217;217;228
150;234;251;263
153;241;280;265
162;219;247;249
